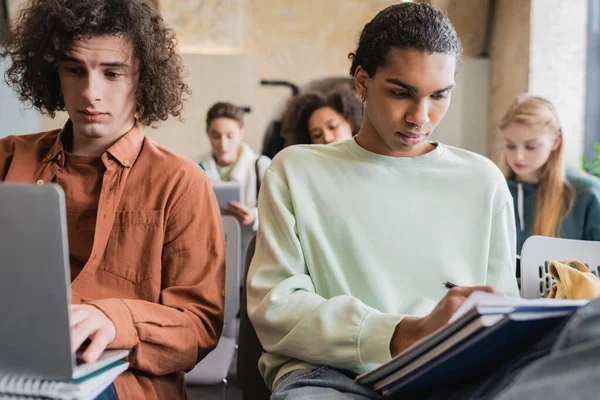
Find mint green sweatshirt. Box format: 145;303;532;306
507;169;600;255
247;139;520;389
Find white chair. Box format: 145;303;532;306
185;215;242;399
520;235;600;299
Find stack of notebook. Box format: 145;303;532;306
0;350;129;400
356;292;587;398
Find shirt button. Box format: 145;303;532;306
123;159;130;166
36;179;44;185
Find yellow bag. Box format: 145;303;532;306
547;260;600;300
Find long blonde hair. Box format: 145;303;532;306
499;94;573;237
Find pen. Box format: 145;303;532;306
443;281;457;289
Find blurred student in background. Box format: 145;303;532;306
501;94;600;259
199;102;271;231
281;85;363;147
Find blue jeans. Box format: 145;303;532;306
95;384;118;400
271;297;600;399
271;367;381;399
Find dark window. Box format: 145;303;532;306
0;0;8;39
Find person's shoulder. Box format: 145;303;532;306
140;137;208;184
196;151;214;165
239;143;271;165
567;168;600;191
442;144;505;182
567;169;600;204
271;142;347;168
442;144;495;166
257;154;271;169
0;129;60;150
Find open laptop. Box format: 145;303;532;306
0;183;127;380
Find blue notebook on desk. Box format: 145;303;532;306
356;292;587;398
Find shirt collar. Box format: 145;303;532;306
41;120;144;169
42;122;69;167
105;123;144;168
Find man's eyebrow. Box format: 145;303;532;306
432;85;455;94
384;78;455;95
385;78;418;92
61;55;131;68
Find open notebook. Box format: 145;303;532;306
356;292;587;398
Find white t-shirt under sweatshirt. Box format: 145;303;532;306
247;138;520;389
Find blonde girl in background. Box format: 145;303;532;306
500;94;600;261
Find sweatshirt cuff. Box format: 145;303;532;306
88;298;139;350
358;311;405;368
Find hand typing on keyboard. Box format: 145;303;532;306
70;304;116;364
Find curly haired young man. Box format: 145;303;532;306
1;1;225;399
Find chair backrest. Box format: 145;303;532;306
520;236;600;299
184;216;242;385
222;215;242;331
237;235;271;399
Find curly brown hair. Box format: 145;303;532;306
0;0;190;126
281;85;363;146
206;102;244;129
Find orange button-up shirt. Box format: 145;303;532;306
55;151;104;281
0;123;226;399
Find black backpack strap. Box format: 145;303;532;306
255;158;261;200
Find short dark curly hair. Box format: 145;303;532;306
349;2;462;77
0;0;190;126
206;102;244;129
281;85;363;146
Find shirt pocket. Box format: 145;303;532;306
104;210;165;283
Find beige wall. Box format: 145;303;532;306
529;0;587;167
6;0;588;165
487;0;587;167
7;0;397;155
433;0;492;58
161;0;397;154
434;58;490;155
488;0;531;165
6;0;23;20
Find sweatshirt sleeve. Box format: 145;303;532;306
486;200;520;297
247;168;403;377
252;155;272;232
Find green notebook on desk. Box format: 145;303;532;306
0;359;128;400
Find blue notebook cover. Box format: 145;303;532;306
358;307;483;385
380;313;567;397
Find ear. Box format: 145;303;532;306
552;130;562;151
240;127;246;139
354;66;369;99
